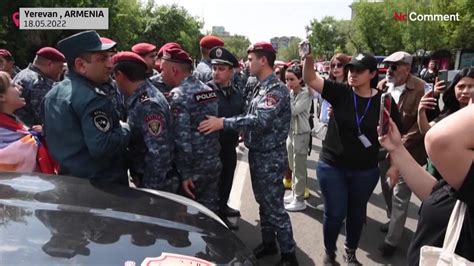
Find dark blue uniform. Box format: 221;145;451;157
206;81;244;213
43;71;130;183
14;64;56;127
169;75;221;212
127;79;177;192
223;73;295;253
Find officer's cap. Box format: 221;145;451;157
112;51;147;68
210;47;238;68
161;47;193;65
131;43;156;56
57;30;116;62
158;42;182;58
247;42;276;54
200;35;224;49
36;47;66;62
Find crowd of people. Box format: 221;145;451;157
0;29;473;266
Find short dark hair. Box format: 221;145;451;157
113;60;147;81
254;51;276;68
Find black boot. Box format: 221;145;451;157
276;252;298;266
253;241;278;259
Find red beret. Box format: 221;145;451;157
247;42;276;54
158;42;182;58
131;43;156;55
36;47;66;62
199;35;224;49
0;49;13;58
112;51;147;68
100;37;116;45
161;47;193;65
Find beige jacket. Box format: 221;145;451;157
289;87;313;135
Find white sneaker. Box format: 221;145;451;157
285;199;306;212
284;194;294;204
316;204;324;211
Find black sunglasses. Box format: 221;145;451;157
331;63;344;69
388;63;400;71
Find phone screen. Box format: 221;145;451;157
379;92;392;136
424;83;433;94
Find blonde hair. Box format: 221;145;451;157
0;71;12;94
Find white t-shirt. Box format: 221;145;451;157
388;84;406;104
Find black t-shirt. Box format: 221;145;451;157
408;164;474;266
319;79;403;170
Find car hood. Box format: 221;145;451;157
0;172;255;265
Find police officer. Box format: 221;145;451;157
111;51;177;192
206;47;244;229
13;47;65;127
149;42;182;99
194;35;224;83
131;42;159;77
161;47;222;213
100;37;126;121
198;42;298;266
42;30;131;184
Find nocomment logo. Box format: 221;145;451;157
393;11;460;22
12;12;19;27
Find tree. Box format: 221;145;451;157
306;16;347;60
277;37;302;61
222;35;251;61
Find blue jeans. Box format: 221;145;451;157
316;160;379;253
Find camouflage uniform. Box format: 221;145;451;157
169;75;222;212
101;79;126;121
149;73;172;100
194;59;213;83
127;79;177;192
13;64;55;127
223;73;295;253
232;71;248;94
206;80;244;214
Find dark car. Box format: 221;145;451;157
0;171;257;265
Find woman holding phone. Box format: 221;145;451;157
301;43;403;265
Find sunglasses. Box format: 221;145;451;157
388;63;400;71
331;63;344;69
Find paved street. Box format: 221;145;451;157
227;137;421;266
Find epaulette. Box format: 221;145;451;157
139;91;150;103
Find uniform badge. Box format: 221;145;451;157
145;114;163;137
216;48;223;58
139;92;150;103
92;110;111;132
264;94;279;108
194;91;217;103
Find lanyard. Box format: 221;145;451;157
353;90;372;134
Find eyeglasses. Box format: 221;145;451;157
331;63;344;69
388;63;400;71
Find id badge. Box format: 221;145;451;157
358;133;372;148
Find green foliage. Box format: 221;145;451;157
221;35;251;61
307;16;348;60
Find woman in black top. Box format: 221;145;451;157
303;52;402;265
379;102;474;265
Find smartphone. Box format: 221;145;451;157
298;41;311;59
438;70;448;85
378;92;392;136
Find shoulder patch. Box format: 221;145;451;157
92;110;111;132
145;114;164;137
194;91;217;103
264;94;280;108
94;87;107;96
140;92;150;103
